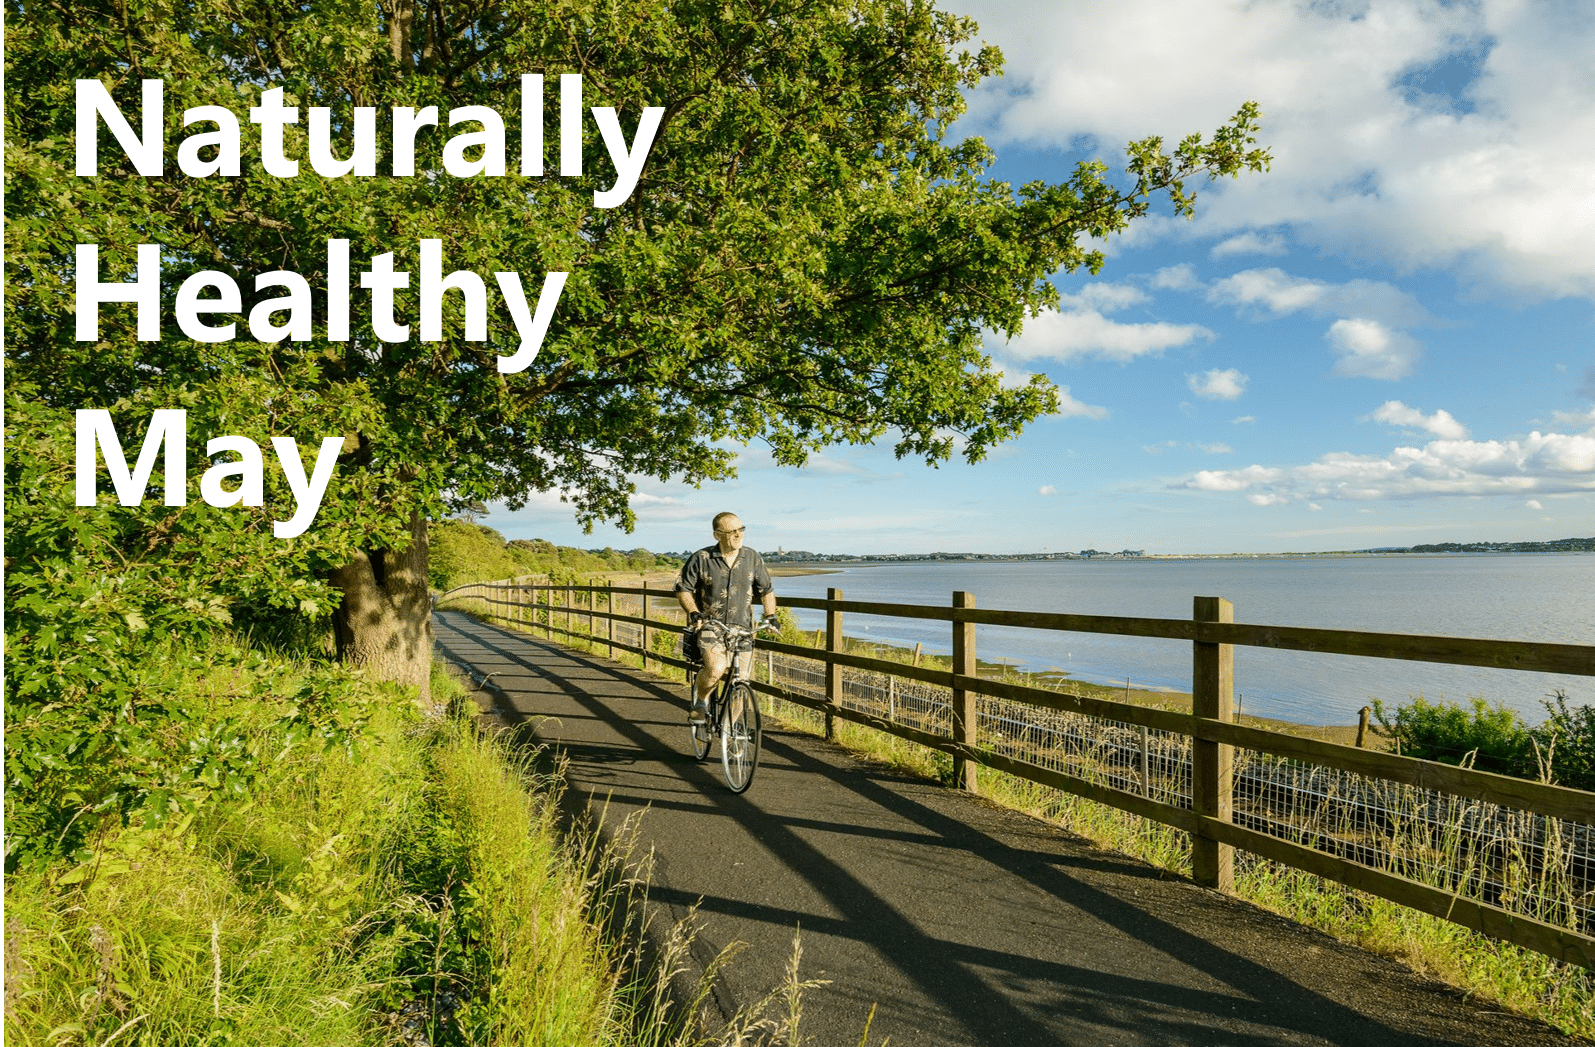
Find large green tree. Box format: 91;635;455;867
6;0;1268;700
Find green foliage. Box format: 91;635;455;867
4;660;674;1046
1371;696;1536;777
4;619;389;869
1370;692;1595;790
428;520;680;591
1535;691;1595;792
7;0;1269;549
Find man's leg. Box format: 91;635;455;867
696;646;729;703
690;643;728;722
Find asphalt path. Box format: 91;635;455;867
433;611;1573;1047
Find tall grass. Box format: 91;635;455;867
4;645;854;1046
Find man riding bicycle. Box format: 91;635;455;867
674;512;778;724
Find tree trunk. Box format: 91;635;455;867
331;509;434;707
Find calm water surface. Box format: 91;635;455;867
772;555;1595;726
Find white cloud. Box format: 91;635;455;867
1038;484;1058;496
1211;231;1288;258
993;362;1039;390
1232;415;1256;424
1057;282;1151;312
1206;268;1430;327
1199;442;1233;454
1150;263;1202;291
992;308;1213;363
1326;319;1422;380
1370;400;1469;439
1175;427;1595;503
1054;385;1110;420
1188;464;1284;491
1552;406;1595;427
1525;499;1543;510
955;0;1595;300
1187;367;1249;400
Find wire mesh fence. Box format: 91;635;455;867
437;581;1595;945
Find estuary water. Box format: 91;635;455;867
771;555;1595;727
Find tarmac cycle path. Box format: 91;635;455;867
432;610;1574;1047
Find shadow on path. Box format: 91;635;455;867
434;611;1568;1047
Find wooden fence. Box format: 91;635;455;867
436;578;1595;969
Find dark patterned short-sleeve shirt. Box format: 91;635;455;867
674;546;774;629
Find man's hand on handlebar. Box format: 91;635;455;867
758;615;780;638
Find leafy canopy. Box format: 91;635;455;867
8;0;1269;543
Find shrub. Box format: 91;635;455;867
1533;690;1595;791
1370;696;1536;778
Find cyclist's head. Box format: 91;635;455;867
712;512;746;551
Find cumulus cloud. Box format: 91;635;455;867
1175;427;1595;503
1150;264;1202;291
1204;268;1430;377
1054;385;1110;420
1199;442;1234;454
1525;499;1543;510
1211;231;1288;258
1370;400;1469;439
1039;484;1058;496
1187;367;1249;400
1206;268;1431;327
991;308;1213;363
1057;282;1151;312
1232;415;1256;424
1326;319;1422;379
1553;406;1595;427
954;0;1595;300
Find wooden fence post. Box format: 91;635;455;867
1192;595;1235;892
1139;725;1151;798
952;590;978;793
606;585;615;659
641;581;650;670
825;588;843;741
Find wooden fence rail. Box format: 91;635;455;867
436;578;1595;969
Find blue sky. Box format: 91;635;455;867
485;0;1595;556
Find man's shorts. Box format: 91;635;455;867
682;620;748;665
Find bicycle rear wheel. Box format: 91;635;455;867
719;681;761;793
687;670;711;761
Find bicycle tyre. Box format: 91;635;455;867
719;681;761;793
687;670;711;761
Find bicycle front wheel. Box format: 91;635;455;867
719;682;761;793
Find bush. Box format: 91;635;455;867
1534;691;1595;792
1370;696;1536;778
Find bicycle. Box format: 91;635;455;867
686;624;762;793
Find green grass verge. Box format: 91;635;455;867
4;648;830;1046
